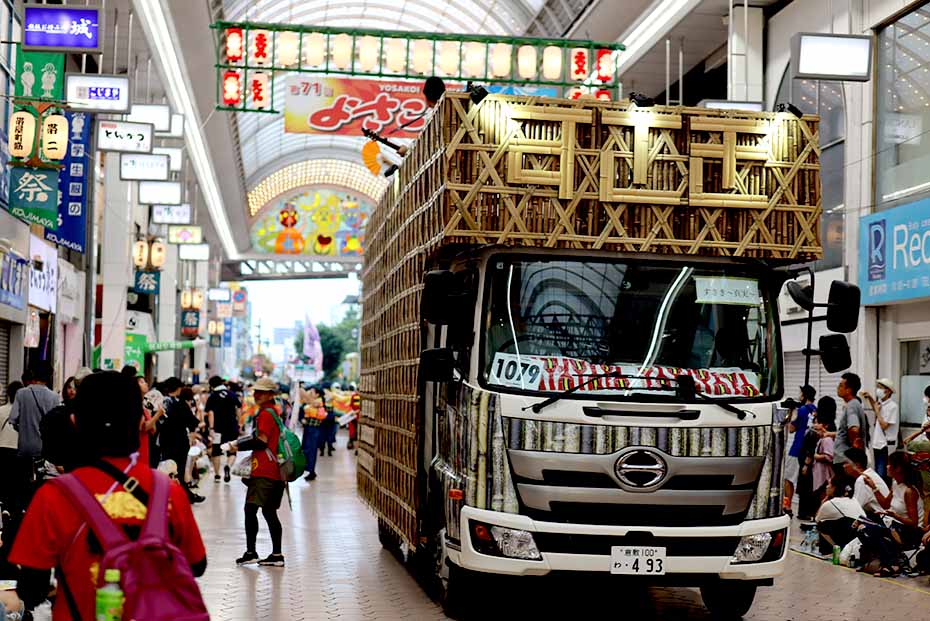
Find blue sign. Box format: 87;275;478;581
46;111;91;253
860;198;930;305
0;252;27;310
487;84;561;98
223;318;233;348
22;6;101;53
133;270;160;295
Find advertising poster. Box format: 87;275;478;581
0;251;27;310
46;111;91;252
14;45;64;99
860;197;930;305
124;333;147;371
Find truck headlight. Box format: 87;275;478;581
731;529;786;564
469;521;542;560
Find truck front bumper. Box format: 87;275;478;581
449;505;789;581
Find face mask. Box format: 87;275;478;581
876;388;886;400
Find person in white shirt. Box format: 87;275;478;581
815;480;866;555
843;447;890;516
862;377;899;481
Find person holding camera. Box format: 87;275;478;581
862;378;899;482
783;385;816;517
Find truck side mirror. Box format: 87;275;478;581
818;334;852;373
420;348;455;383
786;281;814;312
422;270;455;324
826;281;860;333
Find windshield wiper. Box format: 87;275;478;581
522;373;753;420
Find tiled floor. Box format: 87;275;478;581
193;434;930;620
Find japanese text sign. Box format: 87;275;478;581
209;334;223;348
167;225;203;245
9;167;59;229
46;111;91;253
28;235;58;313
15;46;65;100
65;73;130;113
284;76;430;137
133;270;160;295
0;251;27;311
124;333;146;371
152;204;191;224
120;153;169;181
860;197;930;305
96;119;152;153
223;318;233;347
180;310;200;338
693;277;760;306
22;5;102;53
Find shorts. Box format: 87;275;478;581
245;477;285;510
784;456;800;486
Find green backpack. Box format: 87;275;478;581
267;409;307;482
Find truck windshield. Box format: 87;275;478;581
482;258;780;400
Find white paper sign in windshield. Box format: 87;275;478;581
489;352;544;389
693;277;760;306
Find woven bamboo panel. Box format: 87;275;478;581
358;93;822;546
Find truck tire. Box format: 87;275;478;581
439;562;480;620
700;582;757;620
378;519;400;555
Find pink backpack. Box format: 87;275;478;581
55;470;210;621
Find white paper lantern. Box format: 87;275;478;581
192;289;204;310
251;29;271;66
517;45;537;79
8;110;36;159
358;36;379;72
41;113;68;161
132;241;149;269
249;72;271;110
543;46;562;80
304;33;326;66
490;43;511;78
180;288;192;309
463;42;485;78
438;41;459;76
384;38;406;73
278;31;300;67
149;241;166;268
332;33;352;70
411;39;432;74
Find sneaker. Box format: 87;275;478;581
304;473;317;482
189;493;206;504
214;474;221;482
236;551;259;565
258;553;285;567
224;465;231;483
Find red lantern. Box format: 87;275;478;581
222;70;241;106
595;49;613;83
595;90;612;101
570;48;589;81
225;27;244;63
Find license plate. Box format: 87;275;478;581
610;546;667;575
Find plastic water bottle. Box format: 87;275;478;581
831;545;841;565
95;568;124;621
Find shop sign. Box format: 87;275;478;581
216;302;232;319
57;260;82;322
22;5;103;53
0;251;28;310
14;46;65;99
209;334;223;348
138;181;182;205
152;204;191;224
223;318;233;347
64;73;130;113
232;288;248;315
127;104;171;132
9;167;59;229
146;339;197;352
167;225;203;245
124;333;147;372
180;309;200;337
861;197;930;305
119;153;169;181
96;120;152;153
46;111;91;253
152;147;183;172
133;270;160;295
24;308;40;348
884;113;922;146
179;243;209;261
208;287;231;302
28;235;58;313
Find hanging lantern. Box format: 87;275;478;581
278;31;300;67
411;39;432;74
192;289;205;311
463;42;485;78
180;288;192;310
41;113;68;161
222;70;241;106
332;33;352;70
490;43;511;78
595;49;614;83
225;27;244;63
149;240;167;268
570;48;589;81
207;320;217;336
251;29;271;66
132;240;149;269
9;110;36;159
595;89;612;101
305;32;326;66
438;41;459;76
517;46;537;79
542;46;562;81
385;38;406;73
250;72;271;110
358;36;379;72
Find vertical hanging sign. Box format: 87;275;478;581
15;46;65;100
45;111;91;252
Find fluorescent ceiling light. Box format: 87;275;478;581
134;0;238;259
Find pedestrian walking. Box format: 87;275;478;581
227;377;286;567
8;362;61;507
299;385;326;482
206;376;241;483
157;378;205;504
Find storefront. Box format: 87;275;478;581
0;210;29;400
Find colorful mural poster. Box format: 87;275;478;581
250;188;371;257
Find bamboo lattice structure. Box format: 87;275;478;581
358;92;822;546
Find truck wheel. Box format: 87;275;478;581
378;519;399;553
700;582;757;620
439;562;479;620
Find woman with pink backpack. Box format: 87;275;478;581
10;371;209;621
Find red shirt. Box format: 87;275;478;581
10;458;206;621
139;409;152;465
250;408;282;480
